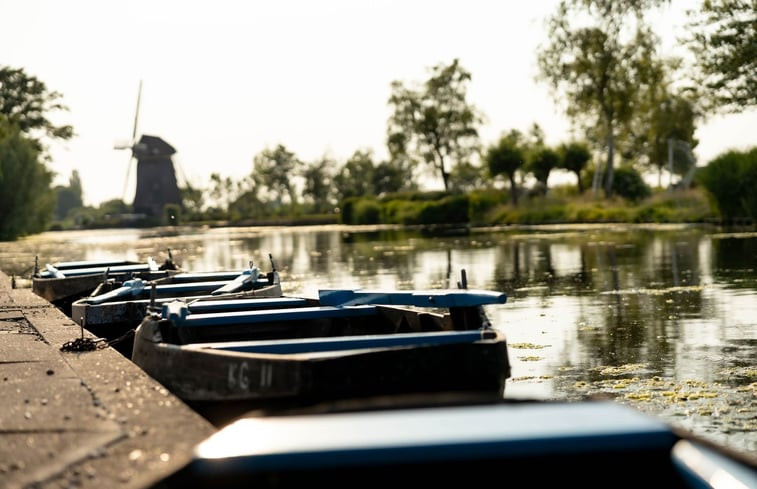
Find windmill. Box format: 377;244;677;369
115;81;183;218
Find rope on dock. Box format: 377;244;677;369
60;337;106;352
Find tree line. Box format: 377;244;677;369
2;0;755;239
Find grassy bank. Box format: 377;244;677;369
339;186;727;227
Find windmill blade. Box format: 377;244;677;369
122;154;134;201
131;79;142;143
119;80;143;202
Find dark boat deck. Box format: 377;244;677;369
0;271;216;489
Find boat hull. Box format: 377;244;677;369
156;399;757;488
32;270;178;314
132;328;510;404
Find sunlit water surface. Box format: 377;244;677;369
1;223;754;454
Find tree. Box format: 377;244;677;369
529;147;560;196
98;198;131;216
387;59;482;191
684;0;756;113
229;189;264;221
0;67;73;239
0;66;73;153
253;144;302;208
373;159;415;196
697;148;757;221
0;120;55;240
558;142;592;193
301;155;336;214
334;149;376;200
53;169;84;220
208;172;235;217
485;130;527;206
643;93;699;186
180;184;204;220
537;0;670;197
449;160;486;192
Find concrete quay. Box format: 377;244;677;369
0;272;216;489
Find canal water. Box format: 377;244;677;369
1;223;754;454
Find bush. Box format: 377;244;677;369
417;194;470;224
381;199;422;225
697;148;757;221
380;190;449;202
468;189;506;224
612;166;651;202
340;197;381;225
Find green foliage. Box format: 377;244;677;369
339;197;357;224
373;159;415;195
485;130;527;205
0;120;55;240
301;156;336;213
180;185;204;220
380;190;449;202
684;0;756;113
491;201;569;225
381;199;421;225
0;66;73;152
697;148;757;220
387;59;482;191
528;147;560;195
253;144;302;206
468;189;506;224
353;198;381;225
333;149;376;200
558;141;592;193
416;194;470;224
449;160;486;192
537;0;672;196
639;91;698;182
342;193;472;226
631;190;715;223
611;165;652;202
98;198;131;216
53;170;84;220
339;197;381;225
228;190;264;221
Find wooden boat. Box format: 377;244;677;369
131;287;511;407
31;253;180;313
152;397;757;488
71;265;282;329
67;260;282;357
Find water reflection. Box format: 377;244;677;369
0;224;754;453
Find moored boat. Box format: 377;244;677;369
153;397;757;489
70;261;282;355
32;253;180;313
131;286;511;408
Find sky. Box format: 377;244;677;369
4;0;756;207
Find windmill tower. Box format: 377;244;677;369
115;81;183;218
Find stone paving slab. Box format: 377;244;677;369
0;272;216;489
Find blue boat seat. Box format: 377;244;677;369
187;297;308;313
188;329;497;354
164;303;379;328
318;288;507;308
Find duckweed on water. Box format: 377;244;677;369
590;363;647;376
509;342;550;349
511;375;554;383
554;365;756;451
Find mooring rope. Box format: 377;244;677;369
60;314;135;353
